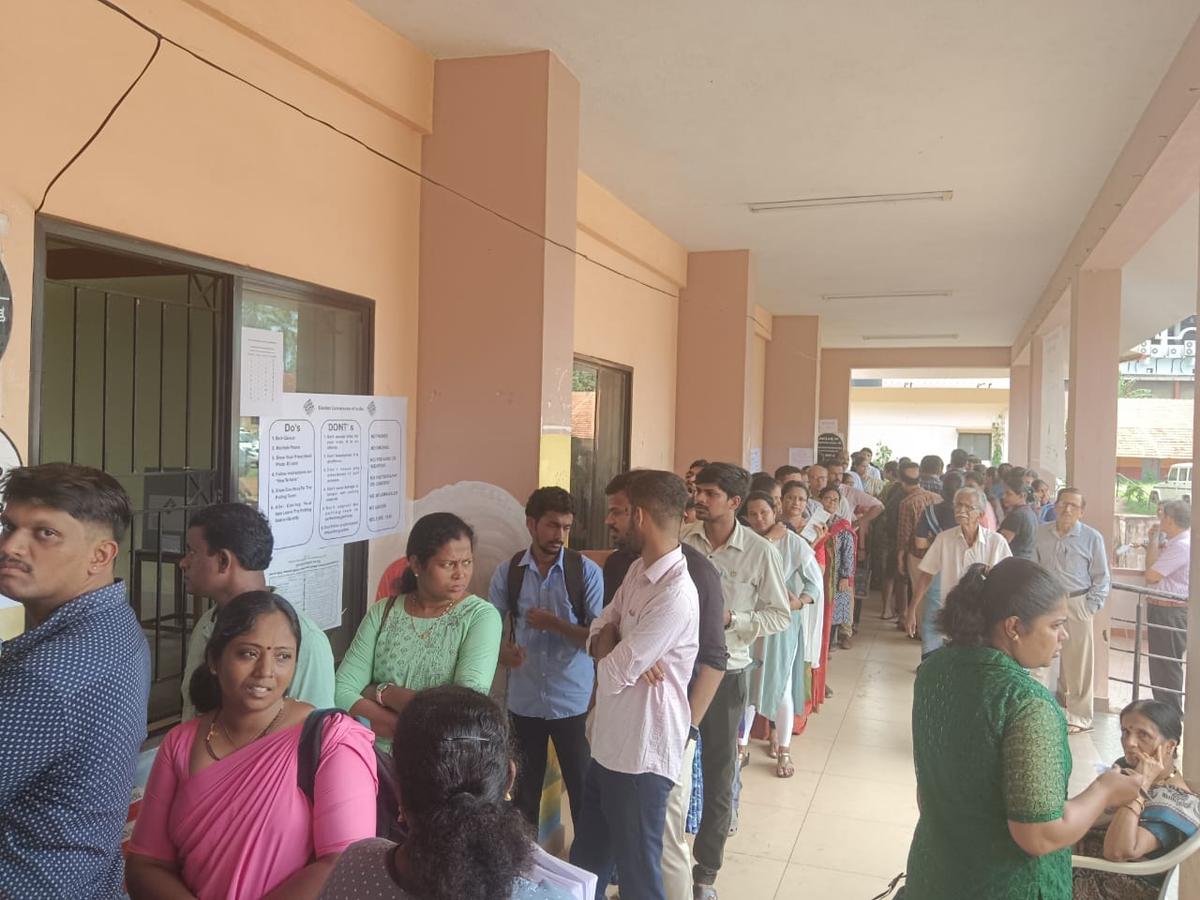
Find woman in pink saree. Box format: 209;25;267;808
126;592;378;900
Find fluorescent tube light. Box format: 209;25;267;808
747;190;953;212
861;333;959;342
822;290;954;301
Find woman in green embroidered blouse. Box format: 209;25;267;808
335;512;501;750
905;557;1142;900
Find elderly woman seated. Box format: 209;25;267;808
1074;700;1200;900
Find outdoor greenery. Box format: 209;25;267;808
1116;475;1158;515
873;443;893;465
1118;376;1152;399
572;366;597;392
991;414;1005;466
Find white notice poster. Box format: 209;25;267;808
259;393;407;550
748;447;762;472
266;543;344;631
240;328;285;418
817;419;839;436
788;447;814;468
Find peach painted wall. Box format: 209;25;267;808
1;0;432;600
745;307;771;470
819;347;1013;443
574;174;686;470
415;52;580;502
675;250;753;472
763;315;820;473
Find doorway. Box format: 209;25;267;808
37;235;231;729
570;356;632;550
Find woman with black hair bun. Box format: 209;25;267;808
333;513;502;751
319;686;591;900
904;558;1143;900
127;592;378;899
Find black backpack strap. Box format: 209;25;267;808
297;708;345;804
505;550;526;642
562;549;590;626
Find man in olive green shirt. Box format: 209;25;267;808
179;503;335;719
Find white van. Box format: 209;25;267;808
1150;463;1191;504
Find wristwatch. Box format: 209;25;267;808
375;682;392;707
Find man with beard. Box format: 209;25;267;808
683;463;788;900
603;472;727;900
490;486;604;830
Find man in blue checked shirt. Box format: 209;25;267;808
489;486;603;831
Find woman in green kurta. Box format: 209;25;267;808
905;557;1142;900
334;512;501;750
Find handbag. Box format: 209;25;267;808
297;706;406;842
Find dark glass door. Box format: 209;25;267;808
570;357;631;550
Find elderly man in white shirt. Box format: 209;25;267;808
906;486;1012;657
571;470;699;900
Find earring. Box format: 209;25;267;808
505;791;513;801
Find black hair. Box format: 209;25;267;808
940;471;964;503
750;474;780;496
818;484;841;500
782;480;809;498
688;459;710;470
525;486;574;521
949;448;969;467
899;460;920;485
605;470;638;496
883;460;899;475
694;462;751;505
1;463;132;542
1001;474;1026;496
1121;699;1183;754
189;503;274;571
1056;486;1086;506
1032;479;1050;492
188;591;302;714
744;490;776;513
937;558;1065;648
850;452;867;467
774;465;802;481
919;455;944;476
399;512;476;595
628;470;689;529
1163;500;1191;530
391;686;533;900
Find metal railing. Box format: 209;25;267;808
1109;580;1189;705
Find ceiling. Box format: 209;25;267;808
1121;190;1198;351
356;0;1199;348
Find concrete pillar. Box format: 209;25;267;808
1028;335;1047;480
817;351;852;450
1008;364;1031;467
763;316;820;473
415;52;579;499
674;250;754;472
1067;269;1121;711
1182;204;1200;900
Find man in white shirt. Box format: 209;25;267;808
571;470;699;900
683;463;789;899
906;486;1012;657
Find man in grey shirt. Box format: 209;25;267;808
1033;487;1110;732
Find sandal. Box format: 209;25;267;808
1067;725;1094;736
776;751;794;778
766;727;779;759
738;748;750;769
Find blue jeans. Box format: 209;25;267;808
569;761;674;900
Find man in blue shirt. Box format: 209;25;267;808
0;464;150;899
489;486;603;830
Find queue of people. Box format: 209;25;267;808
0;453;1195;900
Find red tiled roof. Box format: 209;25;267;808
1117;398;1192;459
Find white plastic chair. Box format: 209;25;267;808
1072;828;1200;900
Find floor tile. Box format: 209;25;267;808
823;740;916;785
774;863;899;900
842;695;913;726
808;772;919;827
834;715;913;753
789;812;913;877
726;801;807;861
710;851;787;898
738;758;821;810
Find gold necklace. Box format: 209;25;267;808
406;595;459;641
204;700;287;761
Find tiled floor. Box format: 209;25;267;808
586;590;1140;900
718;601;918;899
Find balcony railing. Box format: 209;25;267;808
1108;580;1188;707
